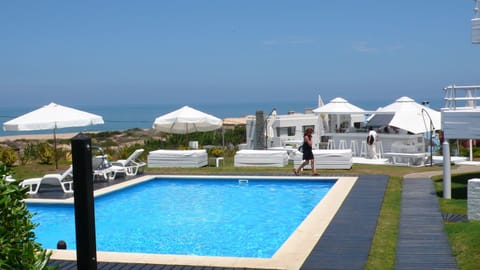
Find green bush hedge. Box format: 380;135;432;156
0;166;55;270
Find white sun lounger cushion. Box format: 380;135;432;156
234;150;289;167
147;149;208;168
293;149;353;169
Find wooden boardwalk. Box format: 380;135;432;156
395;178;458;270
48;174;389;270
300;174;388;270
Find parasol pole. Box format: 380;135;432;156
54;126;58;169
186;123;189;147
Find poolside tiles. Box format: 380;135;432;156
394;178;458;270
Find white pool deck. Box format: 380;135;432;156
352;155;480;166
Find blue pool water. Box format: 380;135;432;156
27;178;335;258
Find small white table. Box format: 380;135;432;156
209;157;224;167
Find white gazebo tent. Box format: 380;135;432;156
368;96;441;134
312;97;366;132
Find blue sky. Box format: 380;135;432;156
0;1;477;110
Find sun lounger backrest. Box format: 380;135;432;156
125;149;144;164
61;166;73;180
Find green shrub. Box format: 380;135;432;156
208;147;224;157
0;146;18;167
0;169;55;270
0;164;12;179
20;143;37;165
36;143;54;165
117;146;132;159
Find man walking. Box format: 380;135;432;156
367;127;378;159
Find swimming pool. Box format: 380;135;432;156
27;175;357;269
28;177;335;258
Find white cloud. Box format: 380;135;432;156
262;37;313;46
352;41;378;53
352;41;404;53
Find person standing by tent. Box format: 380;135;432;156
367;127;378;159
294;128;318;176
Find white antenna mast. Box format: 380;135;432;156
475;0;479;17
473;0;480;43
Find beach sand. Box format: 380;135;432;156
0;133;80;142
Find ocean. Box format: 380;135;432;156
0;96;444;137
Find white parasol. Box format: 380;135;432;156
152;105;222;134
3;102;104;168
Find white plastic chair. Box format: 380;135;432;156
350;140;358;157
327;139;336;150
338;140;347;150
376;141;384;159
360;141;368;158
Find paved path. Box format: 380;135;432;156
404;164;480;179
395;178;459;270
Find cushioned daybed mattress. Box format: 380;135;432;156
293;149;352;169
147;149;208;168
234;150;289;167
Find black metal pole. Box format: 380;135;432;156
71;133;98;270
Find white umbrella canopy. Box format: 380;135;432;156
312;97;365;114
316;95;328;134
2;102;104;169
152;105;223;134
313;97;365;132
3;102;104;131
372;96;441;134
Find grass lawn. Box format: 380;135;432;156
433;172;480;270
10;158;480;269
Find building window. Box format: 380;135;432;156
288;127;296;136
303;125;314;133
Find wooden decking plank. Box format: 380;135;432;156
394;178;458;270
300;174;389;270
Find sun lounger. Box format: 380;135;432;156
147;149;208;168
2;175;16;183
92;155;125;181
383;152;427;167
110;149;146;176
20;166;74;194
234;150;289;167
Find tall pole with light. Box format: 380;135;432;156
421;108;434;167
264;108;277;149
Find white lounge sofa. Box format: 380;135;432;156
147;149;208;168
293;149;353;170
234;150;289;167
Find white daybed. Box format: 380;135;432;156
234;150;289;167
147;149;208;168
293;149;353;170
